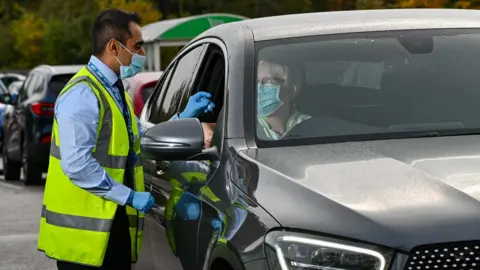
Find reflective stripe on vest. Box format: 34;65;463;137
40;205;144;231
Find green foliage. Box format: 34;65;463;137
2;0;480;70
2;0;160;70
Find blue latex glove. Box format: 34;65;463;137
179;91;215;119
211;219;223;237
174;192;200;220
127;191;155;213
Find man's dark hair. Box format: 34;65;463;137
91;9;141;56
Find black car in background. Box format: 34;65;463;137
137;9;480;270
0;65;82;185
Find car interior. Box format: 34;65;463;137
261;30;480;139
186;45;225;125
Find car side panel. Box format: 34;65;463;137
196;139;280;270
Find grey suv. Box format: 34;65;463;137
138;9;480;270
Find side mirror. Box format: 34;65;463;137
140;118;218;161
0;93;13;105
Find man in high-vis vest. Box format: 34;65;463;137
38;9;216;270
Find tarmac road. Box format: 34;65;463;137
0;162;182;270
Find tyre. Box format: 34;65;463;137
22;146;43;186
3;142;21;181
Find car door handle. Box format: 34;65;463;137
155;160;170;175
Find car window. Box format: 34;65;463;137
8;81;22;94
190;44;226;124
254;28;480;145
48;74;75;96
0;76;20;88
141;85;155;103
148;68;173;123
154;44;206;123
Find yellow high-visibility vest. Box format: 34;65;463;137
37;67;145;267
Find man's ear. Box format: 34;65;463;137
106;40;120;56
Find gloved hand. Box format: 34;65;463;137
126;191;155;213
179;91;215;119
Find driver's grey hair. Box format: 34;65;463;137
258;60;289;82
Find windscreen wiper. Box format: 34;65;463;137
403;132;440;138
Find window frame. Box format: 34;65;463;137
141;37;231;142
189;44;226;124
156;44;208;123
145;44;208;124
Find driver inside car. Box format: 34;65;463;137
257;60;311;140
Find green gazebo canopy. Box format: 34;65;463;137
142;13;248;71
142;13;248;43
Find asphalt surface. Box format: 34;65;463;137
0;161;183;270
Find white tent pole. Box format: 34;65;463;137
154;42;161;71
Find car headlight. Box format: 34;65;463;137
265;231;394;270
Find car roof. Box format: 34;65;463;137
196;9;480;42
32;65;84;76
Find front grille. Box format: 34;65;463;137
405;241;480;270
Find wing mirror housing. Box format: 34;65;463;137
140;118;219;161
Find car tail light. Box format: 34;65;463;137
40;135;51;144
31;102;54;116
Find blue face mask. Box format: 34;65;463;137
257;83;283;117
115;42;146;79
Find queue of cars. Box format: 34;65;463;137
0;65;159;185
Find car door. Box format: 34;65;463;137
158;42;231;270
139;43;208;266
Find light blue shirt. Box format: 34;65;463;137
55;56;144;206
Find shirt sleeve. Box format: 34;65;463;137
55;82;133;205
136;116;144;136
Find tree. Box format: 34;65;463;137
4;0;162;68
394;0;449;8
95;0;162;24
10;12;47;68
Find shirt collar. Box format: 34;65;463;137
88;55;118;87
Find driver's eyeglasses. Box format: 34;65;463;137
258;76;285;85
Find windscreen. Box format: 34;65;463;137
49;74;75;95
255;28;480;144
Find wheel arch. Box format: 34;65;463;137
208;242;245;270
